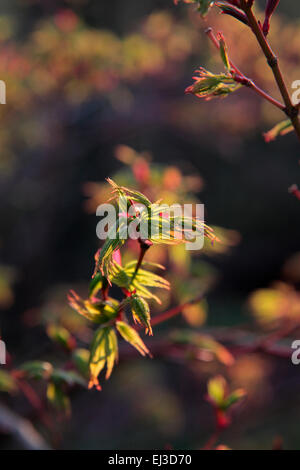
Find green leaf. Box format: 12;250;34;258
145;204;218;247
223;389;246;410
46;324;75;350
263;119;293;142
116;321;150;357
51;369;87;387
218;33;230;71
207;375;227;407
89;272;103;298
207;375;246;411
185;68;240;100
47;381;71;415
68;290;119;324
130;294;152;335
89;326;118;390
107;177;152;208
19;361;53;380
110;261;170;304
0;370;17;393
72;348;90;378
94;219;127;281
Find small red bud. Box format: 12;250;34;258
263;0;280;36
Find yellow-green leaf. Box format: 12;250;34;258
0;370;17;393
264;119;293;142
47;382;71;415
89;326;118;390
130;295;152;335
116;321;150;357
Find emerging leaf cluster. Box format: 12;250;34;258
68;178;216;389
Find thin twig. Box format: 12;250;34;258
130;239;152;285
149;293;205;329
205;27;285;111
240;0;300;141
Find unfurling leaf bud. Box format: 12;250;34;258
263;0;280;36
263;119;293;142
218;33;230;71
185;68;239;100
216;2;249;26
130;294;152;335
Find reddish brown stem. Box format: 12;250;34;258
149;293;205;329
240;0;300;141
130;239;152;285
205;27;285;111
101;278;109;301
202;430;221;450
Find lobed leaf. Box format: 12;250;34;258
68;290;119;324
89;326;119;390
185;68;240;100
110;261;170;304
94;219;127;282
116;321;151;357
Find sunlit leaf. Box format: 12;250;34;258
207;375;246;411
218;33;230;70
116;321;151;357
107;177;152;207
110;261;170;304
89;326;118;390
263;119;293;142
68;290;119;324
94;219;127;281
130;294;152;335
185;68;240;100
47;324;76;350
207;375;227;407
89;272;103;298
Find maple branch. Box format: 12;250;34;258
205;27;285;111
240;0;300;141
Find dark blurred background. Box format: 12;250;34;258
0;0;300;450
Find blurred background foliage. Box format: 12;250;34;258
1;0;300;450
